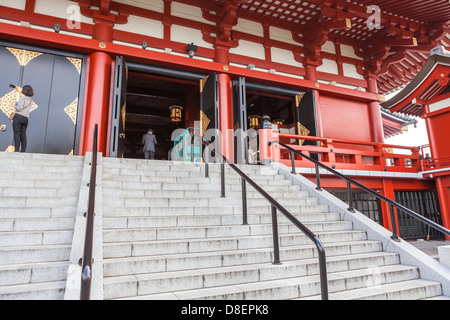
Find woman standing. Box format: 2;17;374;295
12;85;34;153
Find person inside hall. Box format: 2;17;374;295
142;128;157;160
11;85;34;153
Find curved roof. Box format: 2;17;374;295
381;48;450;116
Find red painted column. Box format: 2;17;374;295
82;51;112;155
366;76;384;143
380;178;398;233
218;73;233;160
436;177;450;240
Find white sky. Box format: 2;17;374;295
385;118;429;148
384;90;429;148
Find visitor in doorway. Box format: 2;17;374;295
12;85;34;153
142;128;157;160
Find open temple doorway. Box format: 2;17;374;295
110;58;203;160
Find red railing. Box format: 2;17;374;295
275;133;423;173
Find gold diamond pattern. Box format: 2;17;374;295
6;47;43;66
200;110;210;137
297;122;310;146
66;57;82;75
64;98;79;125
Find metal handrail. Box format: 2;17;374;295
197;136;329;300
80;124;98;300
272;140;450;240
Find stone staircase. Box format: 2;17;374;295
101;158;448;300
1;152;449;300
0;152;84;299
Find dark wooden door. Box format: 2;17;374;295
0;45;84;154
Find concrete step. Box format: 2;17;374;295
102;204;330;217
102;188;309;200
102;220;354;243
300;279;443;300
102;212;342;230
109;265;430;300
103;230;367;259
0;261;69;286
0;245;72;265
1;196;79;208
0;206;78;218
0;281;66;300
103;240;383;278
103;252;402;299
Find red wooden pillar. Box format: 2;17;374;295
80;9;115;155
436;177;450;240
366;76;384;143
218;73;233;161
380;178;399;234
82;51;112;155
424;104;450;239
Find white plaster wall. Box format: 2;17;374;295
34;0;93;24
0;0;26;10
317;58;339;75
343;63;365;80
322;41;336;54
340;44;363;60
171;2;214;25
114;15;164;39
271;47;302;68
113;0;164;13
230;40;265;60
234;18;264;37
171;25;214;49
269;26;299;46
429;98;450;113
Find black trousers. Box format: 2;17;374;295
12;114;28;152
144;151;155;160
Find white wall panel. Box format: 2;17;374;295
230;40;265;60
343;63;364;80
270;26;299;46
171;2;213;25
34;0;93;24
115;15;164;39
171;25;214;49
0;0;26;10
317;59;339;75
234;18;264;37
322;41;336;54
271;47;302;68
113;0;164;13
340;44;363;60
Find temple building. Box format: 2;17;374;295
0;0;449;240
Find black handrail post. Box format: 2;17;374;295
271;205;282;265
221;161;226;198
389;204;401;242
347;181;355;212
80;124;98;300
204;145;209;178
315;238;329;300
315;163;322;191
290;151;296;174
242;177;248;225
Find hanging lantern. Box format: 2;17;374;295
170;105;183;123
273;119;284;126
248;115;260;129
